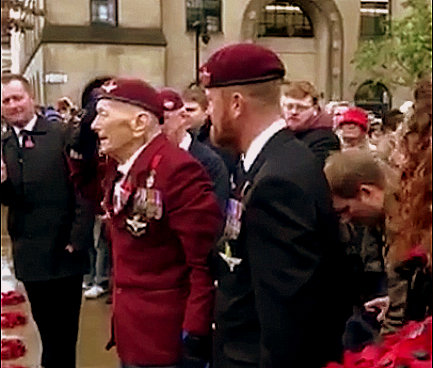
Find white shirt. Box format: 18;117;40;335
242;118;286;172
179;132;193;151
12;114;38;147
117;132;162;177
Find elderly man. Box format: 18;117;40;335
90;78;222;368
201;43;346;368
1;74;92;368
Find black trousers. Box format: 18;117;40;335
24;274;83;368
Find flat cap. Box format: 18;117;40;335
98;78;163;119
159;88;184;112
339;107;369;131
200;43;285;88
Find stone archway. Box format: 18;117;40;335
241;0;344;100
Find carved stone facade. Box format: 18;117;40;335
7;0;412;108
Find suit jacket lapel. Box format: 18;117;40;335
245;128;294;183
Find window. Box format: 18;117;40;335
91;0;117;26
360;0;389;37
354;81;391;116
186;0;222;33
258;1;313;38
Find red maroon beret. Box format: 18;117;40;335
98;78;163;119
339;107;369;131
200;43;285;88
159;88;184;111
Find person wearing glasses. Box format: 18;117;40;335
281;81;340;167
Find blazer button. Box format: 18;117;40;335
116;288;122;295
213;280;219;288
212;323;217;331
18;158;23;164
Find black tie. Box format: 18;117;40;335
235;159;247;188
20;130;34;148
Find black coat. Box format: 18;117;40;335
1;117;91;282
295;128;340;168
214;129;346;368
189;135;230;211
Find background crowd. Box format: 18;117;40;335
1;42;431;368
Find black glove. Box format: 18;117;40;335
179;330;211;368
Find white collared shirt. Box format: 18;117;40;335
116;132;161;179
242;118;287;172
179;132;193;151
12;114;38;147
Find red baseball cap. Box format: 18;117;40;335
200;43;285;88
98;78;163;119
159;88;184;112
338;107;369;131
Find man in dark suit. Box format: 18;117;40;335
90;78;222;367
1;74;92;368
201;44;346;368
160;87;229;211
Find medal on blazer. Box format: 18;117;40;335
125;154;163;237
113;176;133;215
223;198;243;240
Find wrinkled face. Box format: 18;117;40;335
339;123;365;142
181;101;207;130
206;88;238;150
281;95;316;131
91;99;136;159
1;80;35;128
332;193;383;225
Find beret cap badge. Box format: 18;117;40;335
101;80;118;94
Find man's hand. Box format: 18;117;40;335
364;296;390;322
65;244;75;253
180;331;210;368
1;158;7;183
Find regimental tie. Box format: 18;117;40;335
20;130;35;149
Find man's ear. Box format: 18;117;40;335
359;184;383;204
131;112;149;137
230;92;244;119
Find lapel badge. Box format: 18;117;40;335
125;213;148;237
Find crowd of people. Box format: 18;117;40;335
1;42;431;368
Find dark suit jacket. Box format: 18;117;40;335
189;135;230;211
214;129;346;368
1;117;91;282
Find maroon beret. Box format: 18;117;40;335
159;88;184;111
200;43;285;88
339;107;369;131
98;78;163;119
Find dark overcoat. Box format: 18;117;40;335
214;129;346;368
1;117;91;282
102;134;222;366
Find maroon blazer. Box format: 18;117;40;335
102;134;222;366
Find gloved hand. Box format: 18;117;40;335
179;330;211;368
